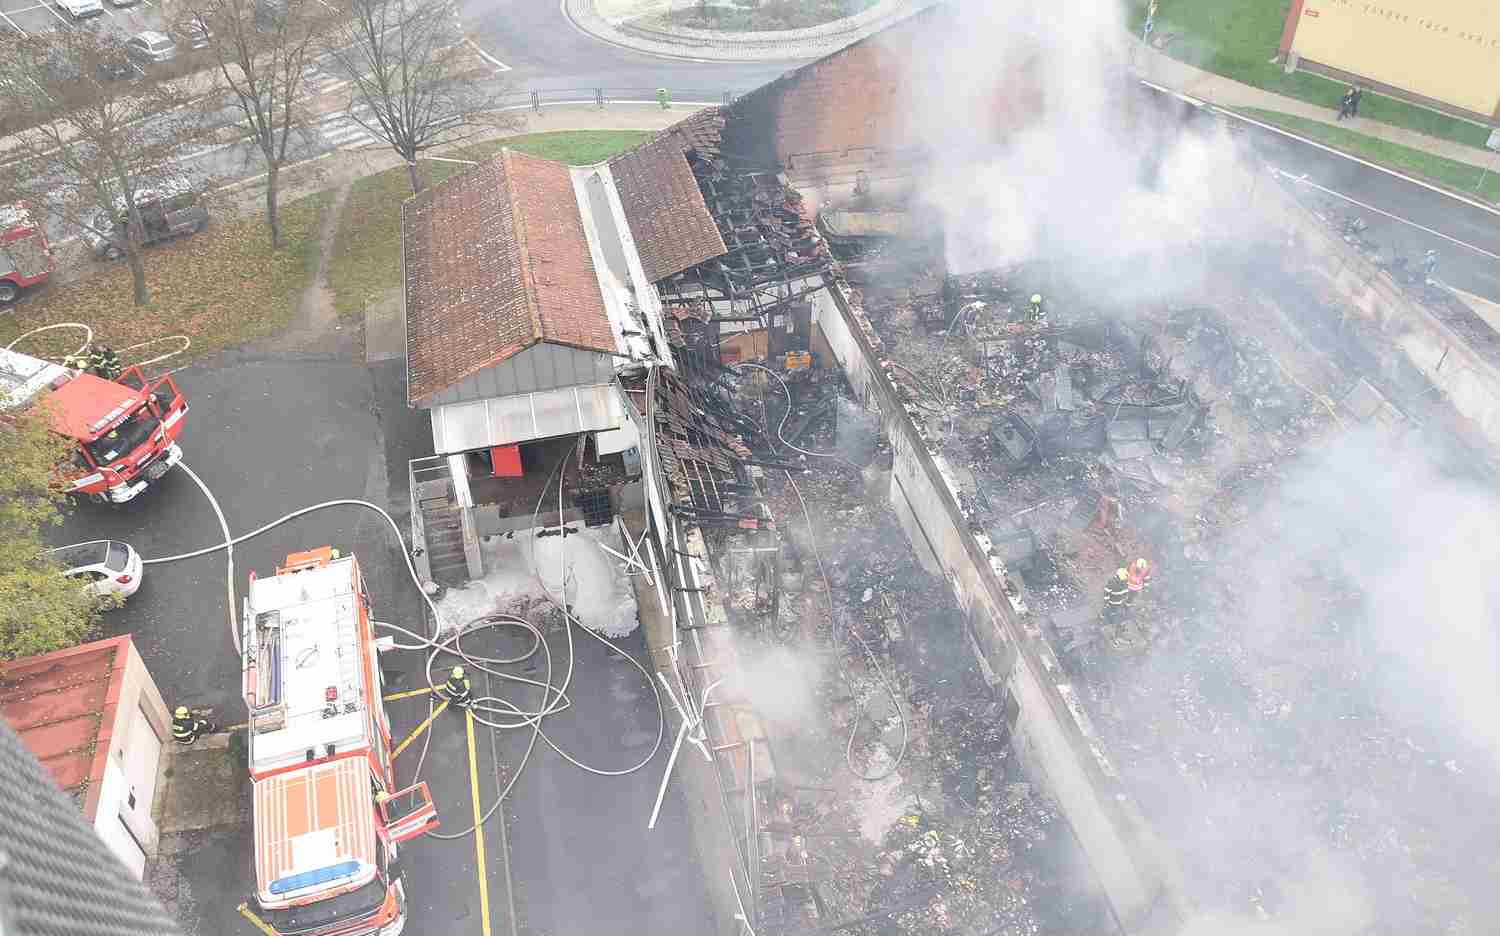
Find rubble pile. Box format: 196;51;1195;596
702;372;1107;936
850;245;1500;931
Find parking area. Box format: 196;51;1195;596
50;350;710;934
0;0;168;39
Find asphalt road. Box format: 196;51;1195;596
0;0;168;40
458;0;798;97
1245;123;1500;305
1142;84;1500;306
52;350;709;935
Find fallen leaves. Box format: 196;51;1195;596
0;191;333;367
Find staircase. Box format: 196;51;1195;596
409;457;470;588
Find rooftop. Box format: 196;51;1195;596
606;134;726;283
402;149;618;405
0;636;133;819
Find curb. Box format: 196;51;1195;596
562;0;940;63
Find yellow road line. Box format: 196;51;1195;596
467;708;493;936
391;699;450;760
237;902;279;936
384;687;439;702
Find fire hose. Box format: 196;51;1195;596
143;454;665;843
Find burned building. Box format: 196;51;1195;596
402;3;1500;934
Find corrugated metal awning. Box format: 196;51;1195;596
430;384;623;454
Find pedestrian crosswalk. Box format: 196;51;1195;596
320;117;378;151
300;64;348;98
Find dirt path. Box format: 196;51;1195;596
265;182;355;354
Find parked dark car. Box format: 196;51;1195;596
85;185;209;260
95;56;144;83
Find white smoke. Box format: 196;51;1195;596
901;0;1251;295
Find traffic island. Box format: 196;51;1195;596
563;0;941;61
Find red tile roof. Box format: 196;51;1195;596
0;636;131;819
402;150;615;405
609;137;726;283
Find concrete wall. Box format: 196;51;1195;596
723;3;1043;186
809;279;1184;934
95;638;170;878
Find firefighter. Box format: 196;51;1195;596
440;666;472;708
1028;293;1045;325
64;343;122;380
1102;568;1130;624
1126;557;1152;599
171;706;214;745
92;345;122;380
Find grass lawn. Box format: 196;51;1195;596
0;192;332;365
326;130;654;319
1129;0;1493;150
646;0;878;32
1240;108;1500;202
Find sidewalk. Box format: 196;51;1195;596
216;102;695;218
1130;38;1499;176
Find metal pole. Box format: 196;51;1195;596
1476;151;1496;195
648;718;692;830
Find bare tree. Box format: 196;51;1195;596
327;0;518;193
0;27;211;306
194;0;331;246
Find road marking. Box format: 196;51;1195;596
43;3;68;24
236;903;279;936
483;670;520;936
391;698;450;760
0;8;26;34
465;37;510;72
320;115;377;148
164;134;252;165
1135;78;1500;221
467;708;494;936
1274;169;1500;263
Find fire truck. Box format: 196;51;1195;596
242;547;438;936
0;346;187;504
0;202;54;304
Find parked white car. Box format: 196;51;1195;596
49;540;144;600
56;0;104;19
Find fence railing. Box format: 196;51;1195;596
489;87;741;113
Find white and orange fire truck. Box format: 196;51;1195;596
241;547;437;936
0;346;187;504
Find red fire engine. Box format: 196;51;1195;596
0;346;188;504
242;548;438;936
0;202;54;304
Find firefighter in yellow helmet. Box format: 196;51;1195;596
1029;293;1045;325
171;705;214;744
1126;557;1152;599
441;665;472;708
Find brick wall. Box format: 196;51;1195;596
725;5;1044;179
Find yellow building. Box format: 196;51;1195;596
1280;0;1500;122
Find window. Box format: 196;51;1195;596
85;406;160;466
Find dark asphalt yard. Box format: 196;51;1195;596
52;350;711;935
